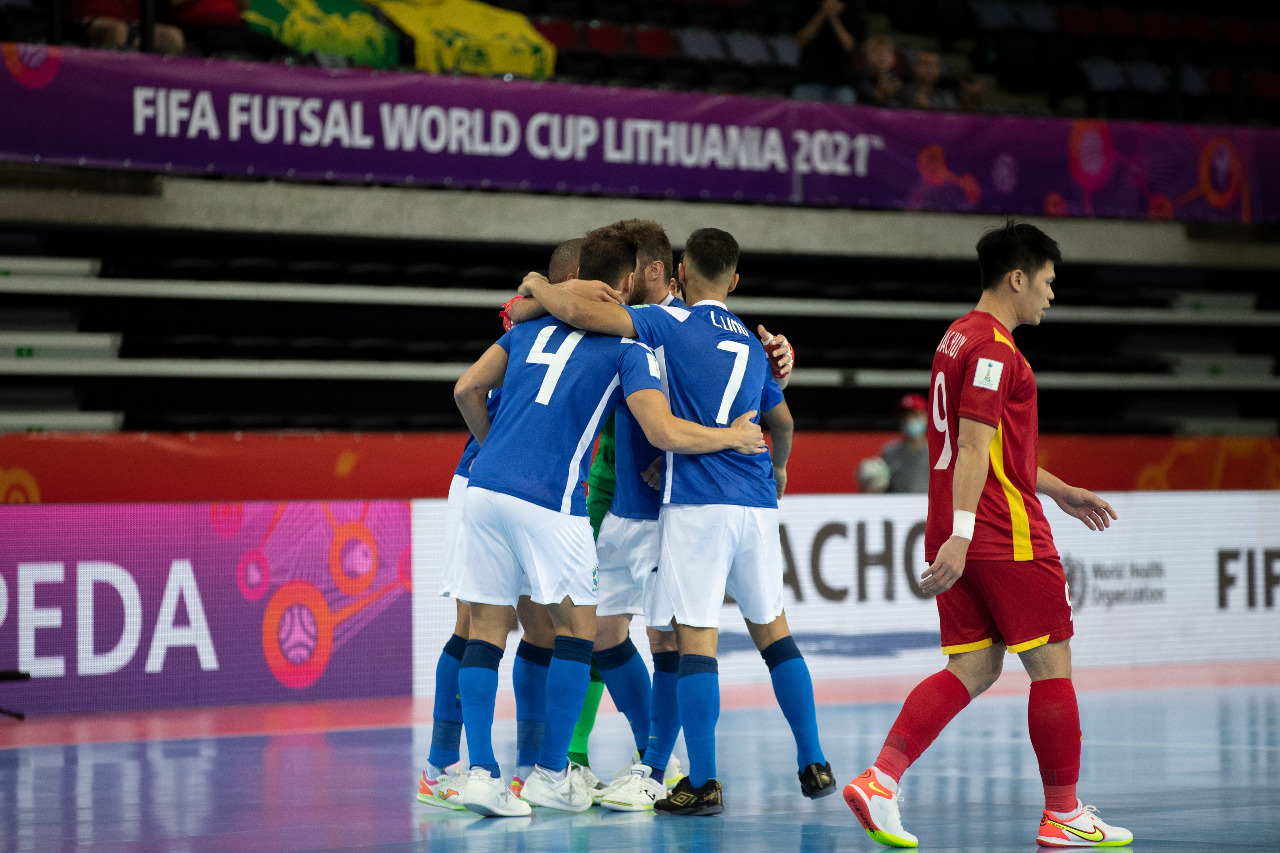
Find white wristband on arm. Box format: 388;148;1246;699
952;510;976;540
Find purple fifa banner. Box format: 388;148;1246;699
1;42;1277;222
0;501;412;715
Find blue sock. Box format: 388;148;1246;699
428;634;466;771
458;639;503;778
762;637;826;768
677;654;720;788
645;650;681;778
513;640;552;769
537;636;594;772
595;638;653;757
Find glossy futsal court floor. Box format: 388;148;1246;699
2;668;1278;853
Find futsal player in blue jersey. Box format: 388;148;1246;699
520;227;835;815
587;219;798;812
417;239;583;811
451;228;769;817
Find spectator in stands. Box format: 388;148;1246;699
168;0;297;59
64;0;186;53
902;50;957;111
854;34;903;108
879;392;930;493
792;0;867;104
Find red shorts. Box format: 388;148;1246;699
936;556;1074;655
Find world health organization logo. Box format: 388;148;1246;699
1062;554;1087;611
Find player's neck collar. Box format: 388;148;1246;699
661;293;677;306
691;299;728;309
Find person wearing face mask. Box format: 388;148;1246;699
879;393;930;493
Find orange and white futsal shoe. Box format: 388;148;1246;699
1037;801;1134;847
843;768;918;848
417;763;467;810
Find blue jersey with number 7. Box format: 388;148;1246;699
468;316;665;515
626;300;783;509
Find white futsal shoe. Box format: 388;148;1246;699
843;768;918;848
600;764;666;812
461;768;531;817
1037;801;1134;847
521;765;595;812
569;762;609;804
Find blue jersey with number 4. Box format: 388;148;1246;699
626;300;784;509
468;316;665;515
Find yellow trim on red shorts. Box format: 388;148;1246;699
1007;634;1051;653
941;638;994;655
988;421;1034;561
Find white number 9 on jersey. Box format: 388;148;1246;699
932;371;952;470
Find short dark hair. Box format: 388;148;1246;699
976;220;1061;291
616;219;673;285
548;238;584;284
682;228;740;282
579;226;638;288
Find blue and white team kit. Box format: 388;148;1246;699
596;295;685;629
456;316;664;607
625;299;787;629
439;391;500;598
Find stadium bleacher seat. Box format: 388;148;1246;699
722;29;780;92
1078;56;1126;116
767;34;800;69
534;16;580;50
582;19;628;54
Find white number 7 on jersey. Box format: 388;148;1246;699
526;326;585;405
715;341;750;424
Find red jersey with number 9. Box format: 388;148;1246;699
924;310;1057;562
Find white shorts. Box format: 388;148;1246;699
438;474;469;598
456;486;599;608
596;512;675;630
658;503;786;629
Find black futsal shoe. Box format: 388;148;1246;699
799;761;837;798
655;776;724;816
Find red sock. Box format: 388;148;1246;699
873;669;972;782
1028;678;1081;813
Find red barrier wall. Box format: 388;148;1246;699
1;432;1277;503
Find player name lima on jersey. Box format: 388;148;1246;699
468;316;664;515
454;389;501;478
626;300;784;509
925;310;1057;563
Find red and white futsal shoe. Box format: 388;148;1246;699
1037;801;1134;847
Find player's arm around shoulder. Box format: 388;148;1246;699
454;343;508;445
625;388;766;456
1036;467;1118;531
518;272;637;338
761;399;793;498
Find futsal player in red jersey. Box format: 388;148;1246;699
843;221;1133;849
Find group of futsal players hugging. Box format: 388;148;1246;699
412;217;1133;850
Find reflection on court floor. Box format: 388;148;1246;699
1;684;1277;852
